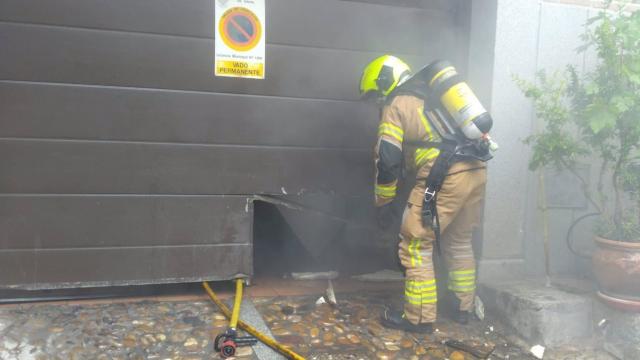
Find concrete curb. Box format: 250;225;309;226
237;299;285;360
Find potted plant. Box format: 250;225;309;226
515;3;640;309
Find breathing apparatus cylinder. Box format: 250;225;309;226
423;60;493;142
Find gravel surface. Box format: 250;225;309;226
0;290;615;360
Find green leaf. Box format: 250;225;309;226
611;95;634;113
584;82;599;95
628;59;640;74
587;104;616;134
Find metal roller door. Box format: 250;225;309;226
0;0;471;289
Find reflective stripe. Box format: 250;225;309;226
449;269;476;293
376;184;396;191
450;274;475;280
405;292;438;301
449;269;476;279
408;238;416;267
405;279;438;305
379;128;403;142
406;279;436;286
407;238;432;268
375;183;396;198
375;191;396;198
415;148;440;167
419;250;432;261
378;123;404;143
418;107;435;139
448;285;476;293
408;238;424;267
375;191;395;198
405;293;436;302
406;280;436;292
405;286;437;295
452;254;474;259
450;275;475;281
428;66;455;86
449;283;476;291
405;296;437;305
450;245;472;249
451;269;476;274
450;282;476;288
382;122;404;135
408;238;419;267
404;280;438;305
405;287;436;294
414;107;440;166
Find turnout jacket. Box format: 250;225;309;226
374;94;485;207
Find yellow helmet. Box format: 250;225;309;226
359;55;412;98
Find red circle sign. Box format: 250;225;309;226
219;7;262;52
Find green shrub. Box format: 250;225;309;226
516;2;640;242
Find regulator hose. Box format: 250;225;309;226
202;282;306;360
565;212;600;259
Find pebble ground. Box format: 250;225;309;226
0;290;615;359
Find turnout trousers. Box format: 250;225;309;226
398;166;487;324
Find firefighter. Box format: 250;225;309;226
360;55;488;333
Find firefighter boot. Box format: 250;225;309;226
380;308;434;334
449;293;472;325
454;310;471;325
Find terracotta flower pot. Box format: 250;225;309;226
592;236;640;311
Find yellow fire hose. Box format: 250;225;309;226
229;279;243;330
203;281;306;360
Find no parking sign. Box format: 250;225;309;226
215;0;265;79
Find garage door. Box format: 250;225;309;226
0;0;470;289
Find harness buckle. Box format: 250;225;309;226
424;187;436;203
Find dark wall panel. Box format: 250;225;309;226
0;195;251;249
0;82;377;148
0;0;454;55
0;0;472;288
0;139;371;195
0;23;442;101
0;244;252;289
345;0;453;9
265;1;454;56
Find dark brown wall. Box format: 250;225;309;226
0;0;470;288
